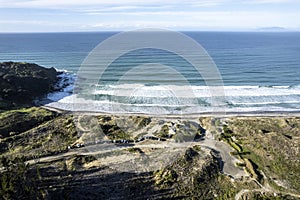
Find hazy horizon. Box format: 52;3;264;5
0;0;300;32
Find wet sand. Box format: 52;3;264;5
42;105;300;118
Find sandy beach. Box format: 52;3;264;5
42;105;300;118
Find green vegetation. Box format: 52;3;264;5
133;116;151;128
224;117;300;193
65;155;97;171
101;124;131;140
242;192;294;200
0;104;299;199
97;116;151;140
154;169;177;187
127;147;143;154
0;107;56;138
0;108;77;161
154;124;170;138
0;156;43;199
153;146;253;199
221;123;266;183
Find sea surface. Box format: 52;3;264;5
0;31;300;114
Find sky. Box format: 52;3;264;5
0;0;300;32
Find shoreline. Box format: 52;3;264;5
41;70;300;118
41;105;300;118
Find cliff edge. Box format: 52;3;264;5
0;62;58;107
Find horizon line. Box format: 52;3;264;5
1;29;300;34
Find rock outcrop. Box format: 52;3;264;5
0;62;58;105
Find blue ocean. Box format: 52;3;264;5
0;31;300;114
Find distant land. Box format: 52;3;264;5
257;27;287;32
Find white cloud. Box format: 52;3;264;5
1;0;298;9
0;0;227;9
2;9;299;31
1;0;299;31
0;20;45;25
244;0;299;4
0;19;78;27
81;10;300;30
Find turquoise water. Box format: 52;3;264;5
1;31;300;113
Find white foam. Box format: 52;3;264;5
92;84;300;98
230;100;300;106
46;71;75;102
45;83;300;114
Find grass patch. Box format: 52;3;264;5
0;114;78;161
0;107;56;138
227;117;300;193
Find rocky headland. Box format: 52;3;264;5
0;62;59;108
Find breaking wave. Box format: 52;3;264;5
45;83;300;114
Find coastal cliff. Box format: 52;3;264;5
0;62;58;107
